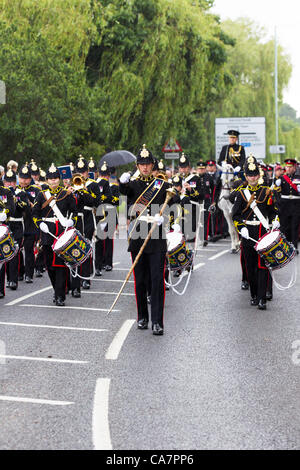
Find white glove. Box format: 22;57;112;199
297;185;300;193
0;211;7;222
154;214;164;226
275;179;281;187
172;223;181;233
40;222;49;233
240;227;249;239
62;218;74;228
234;166;241;173
272;219;280;230
120;172;131;184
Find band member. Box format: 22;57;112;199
17;164;41;283
119;145;175;335
232;157;279;310
218;130;246;173
0;182;15;298
32;163;78;306
74;156;101;288
103;166;120;271
275;158;300;253
3;168;28;290
95;162;113;275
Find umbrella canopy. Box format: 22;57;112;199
99;150;136;168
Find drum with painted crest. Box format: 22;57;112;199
255;229;296;270
52;228;92;268
0;224;18;264
166;231;193;271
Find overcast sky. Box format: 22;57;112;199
211;0;300;117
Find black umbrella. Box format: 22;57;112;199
99;150;136;168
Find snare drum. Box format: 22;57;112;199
166;231;193;271
255;229;296;270
52;228;92;268
0;224;18;264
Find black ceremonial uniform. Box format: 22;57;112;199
95;171;113;274
218;143;246;169
0;186;15;297
103;177;119;270
277;170;300;250
32;185;77;304
232;182;278;308
120;168;173;333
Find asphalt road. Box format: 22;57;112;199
0;233;299;450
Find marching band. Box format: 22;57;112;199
0;143;300;332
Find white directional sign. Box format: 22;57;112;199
215;117;266;159
0;80;6;104
269;145;285;154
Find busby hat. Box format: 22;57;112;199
40;169;46;181
30;159;40;176
228;130;240;138
178;153;190;168
244;159;260;176
88;157;97;171
75;155;88;173
99;161;110;176
19;163;31;179
4;167;17;182
158;159;166;172
136;144;155;164
284;158;297;166
172;174;183;187
46;163;60;179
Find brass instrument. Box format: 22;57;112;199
156;172;169;182
70;173;86;191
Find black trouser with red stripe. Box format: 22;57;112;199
241;240;268;302
7;239;22;284
0;263;6;295
43;245;67;300
131;251;166;327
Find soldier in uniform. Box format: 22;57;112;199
119;145;176;335
3;168;28;290
232;157;279;310
0;181;15;298
103;166;120;271
32;164;78;306
218;130;246;178
17;163;41;283
275;158;300;253
74;156;101;288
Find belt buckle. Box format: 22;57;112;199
289;195;293;199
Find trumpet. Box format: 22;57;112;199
70;173;86;191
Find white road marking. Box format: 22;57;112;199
0;322;108;332
0;354;88;364
92;279;134;284
20;304;120;313
0;395;74;406
196;248;217;252
113;262;120;266
193;263;205;271
208;249;230;261
93;378;112;450
105;320;135;361
5;286;52;306
108;268;131;271
82;291;134;297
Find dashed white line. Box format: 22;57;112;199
5;286;52;306
208;249;230;261
193;263;205;271
82;291;135;297
105;320;135;360
0;354;88;364
0;322;108;332
92;279;134;284
20;304;120;313
93;378;112;450
0;395;74;406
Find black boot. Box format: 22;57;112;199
258;299;267;310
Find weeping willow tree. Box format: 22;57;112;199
87;0;231;157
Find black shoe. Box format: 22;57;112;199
165;285;169;291
72;289;81;298
6;281;11;288
241;281;249;290
152;323;164;335
82;281;90;290
174;270;181;278
251;297;259;306
25;276;33;283
55;297;65;307
203;240;208;247
137;319;148;330
105;265;112;272
18;274;24;281
9;281;17;290
95;269;102;277
266;291;273;301
0;292;4;299
35;270;43;278
258;300;267;310
147;295;151;304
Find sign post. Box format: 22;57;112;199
162;139;182;173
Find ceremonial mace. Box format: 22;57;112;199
107;188;176;315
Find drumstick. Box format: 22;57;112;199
238;232;258;244
41;224;58;240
